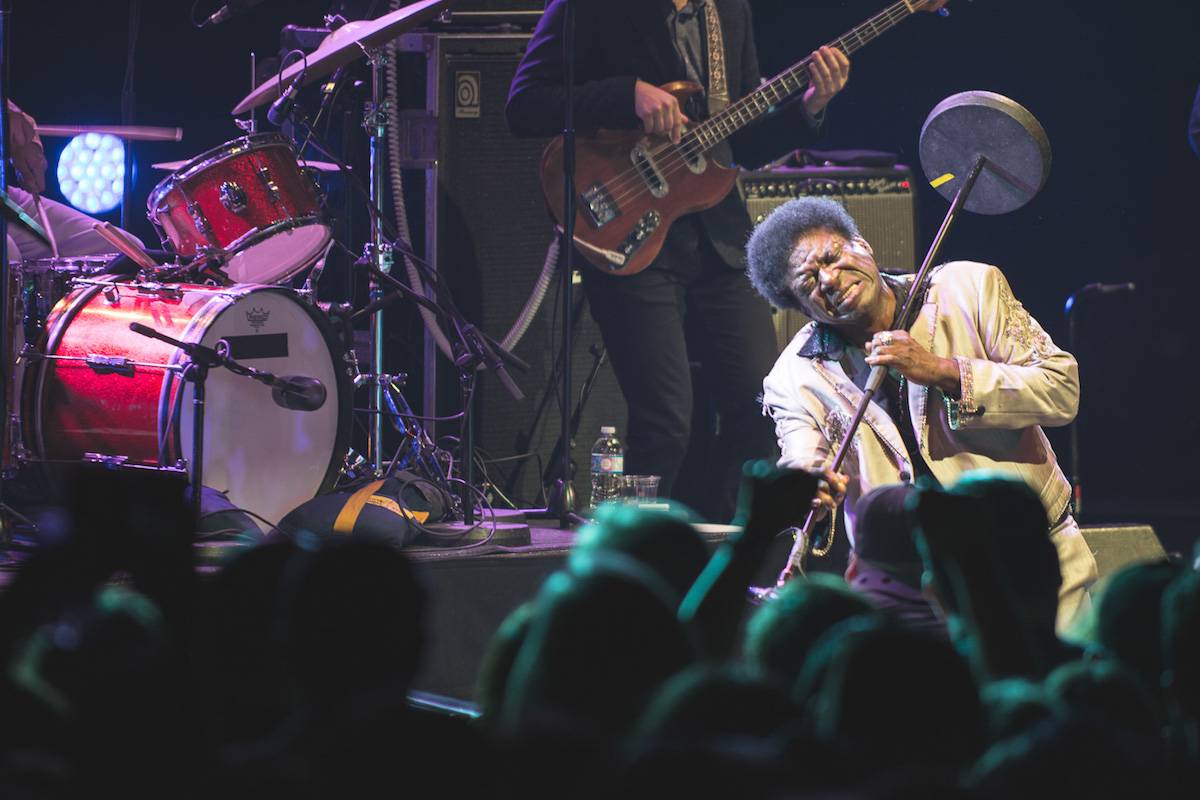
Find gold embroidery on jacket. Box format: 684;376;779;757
999;282;1054;359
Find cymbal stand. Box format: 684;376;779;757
0;5;11;555
363;45;391;475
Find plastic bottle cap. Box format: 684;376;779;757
600;426;616;434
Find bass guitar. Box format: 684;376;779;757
540;0;944;276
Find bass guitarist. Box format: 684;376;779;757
507;0;941;520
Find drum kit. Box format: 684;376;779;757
0;0;514;535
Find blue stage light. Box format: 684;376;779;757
57;134;125;213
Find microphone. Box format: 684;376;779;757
1064;282;1136;314
271;375;327;412
267;71;308;126
202;0;269;27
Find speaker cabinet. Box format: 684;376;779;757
737;165;917;350
1080;524;1168;581
398;32;625;507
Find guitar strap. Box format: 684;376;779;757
703;1;730;116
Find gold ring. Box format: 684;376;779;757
879;332;894;347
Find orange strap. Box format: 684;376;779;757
333;479;386;534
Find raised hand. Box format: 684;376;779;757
733;459;821;535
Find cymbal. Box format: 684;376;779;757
35;124;183;142
151;158;344;172
231;0;451;115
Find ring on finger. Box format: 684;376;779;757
878;332;895;347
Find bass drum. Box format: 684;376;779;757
25;281;352;526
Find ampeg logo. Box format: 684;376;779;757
455;71;481;119
246;307;270;331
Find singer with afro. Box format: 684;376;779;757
747;197;1097;630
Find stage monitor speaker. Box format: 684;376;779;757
737;165;917;350
398;32;625;508
1079;524;1168;582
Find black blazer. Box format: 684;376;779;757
507;0;819;269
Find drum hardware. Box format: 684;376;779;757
30;351;179;378
354;371;407;389
69;276;237;298
6;414;27;467
364;44;392;475
302;239;336;299
82;452;130;468
254;163;282;204
341;448;368;478
356;260;529;525
218;181;249;214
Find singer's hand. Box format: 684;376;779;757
809;467;848;521
865;330;961;394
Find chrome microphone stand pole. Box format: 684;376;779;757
364;46;393;474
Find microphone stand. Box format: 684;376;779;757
775;154;990;585
1065;286;1084;520
552;0;577;525
539;343;606;520
1062;281;1136;521
0;3;10;552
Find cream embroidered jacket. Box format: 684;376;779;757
762;261;1078;545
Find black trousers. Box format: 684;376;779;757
580;215;779;522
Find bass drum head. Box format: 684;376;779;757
176;288;348;527
222;221;332;284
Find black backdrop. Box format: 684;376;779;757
8;0;1198;550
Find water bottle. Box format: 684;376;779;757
589;425;624;510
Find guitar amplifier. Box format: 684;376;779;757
737;165;917;350
442;0;544;25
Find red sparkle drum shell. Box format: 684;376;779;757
147;133;331;285
25;281;352;525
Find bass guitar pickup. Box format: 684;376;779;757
612;211;662;268
630;141;669;199
581;183;619;229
